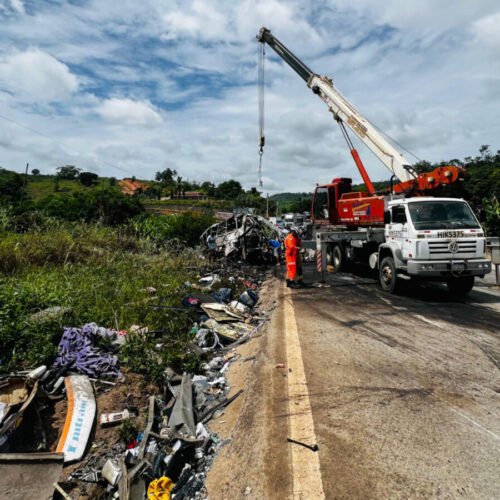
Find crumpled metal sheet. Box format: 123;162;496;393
168;374;196;439
200;214;281;261
200;303;246;322
0;452;64;500
0;377;39;449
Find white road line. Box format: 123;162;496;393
413;314;445;329
433;395;500;442
379;296;408;311
284;285;325;499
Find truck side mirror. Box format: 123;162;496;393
384;211;391;224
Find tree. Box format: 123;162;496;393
31;168;40;175
56;165;82;179
36;187;144;225
79;171;99;187
482;195;500;236
412;160;433;174
201;181;216;197
145;184;162;200
0;169;26;207
216;180;244;199
175;175;183;197
155;168;177;185
479;144;491;159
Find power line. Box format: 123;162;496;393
358;111;422;163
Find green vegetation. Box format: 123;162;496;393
131;211;215;247
270;192;311;214
26;175;109;201
0;207;214;380
0;168;27;208
35;187;145;225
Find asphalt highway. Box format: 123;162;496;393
289;264;500;498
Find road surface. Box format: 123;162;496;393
207;264;500;499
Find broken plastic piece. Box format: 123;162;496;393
102;458;122;486
230;301;250;314
100;409;134;427
56;375;96;463
27;365;48;381
147;476;174;500
239;289;258;308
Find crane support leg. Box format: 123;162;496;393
350;148;376;195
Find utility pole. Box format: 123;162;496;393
24;162;29;185
266;193;269;218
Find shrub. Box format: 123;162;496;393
35;187;144;225
131;212;215;248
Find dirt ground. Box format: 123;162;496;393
206;272;293;499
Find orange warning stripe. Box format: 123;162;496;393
56;377;74;453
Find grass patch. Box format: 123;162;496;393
0;220;207;378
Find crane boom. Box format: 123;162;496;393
258;27;414;183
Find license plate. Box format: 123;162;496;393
451;262;465;271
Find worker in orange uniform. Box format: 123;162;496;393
284;229;305;288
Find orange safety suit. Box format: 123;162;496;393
284;232;302;282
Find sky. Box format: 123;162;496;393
0;0;499;194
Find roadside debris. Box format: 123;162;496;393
28;306;72;324
100;408;136;427
0;452;64;500
201;214;282;263
56;375;96;463
54;323;123;379
0;263;271;499
287;437;319;452
0;375;39;450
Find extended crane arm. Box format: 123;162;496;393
258;27;415;184
258;28;464;194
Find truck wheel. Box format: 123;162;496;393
379;256;398;293
326;244;343;273
446;276;474;296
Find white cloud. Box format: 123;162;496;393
0;49;78;101
471;11;500;58
9;0;25;15
329;0;499;33
96;98;163;127
163;0;229;41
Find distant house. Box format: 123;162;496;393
119;178;149;195
171;191;205;200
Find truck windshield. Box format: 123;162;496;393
408;201;480;230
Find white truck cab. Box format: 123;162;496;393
379;197;491;294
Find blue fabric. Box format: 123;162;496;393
54;323;121;378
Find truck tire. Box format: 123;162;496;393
446;276;474;296
379;256;398;293
326;244;343;273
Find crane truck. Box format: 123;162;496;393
257;27;491;295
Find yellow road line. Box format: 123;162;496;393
284;285;325;499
